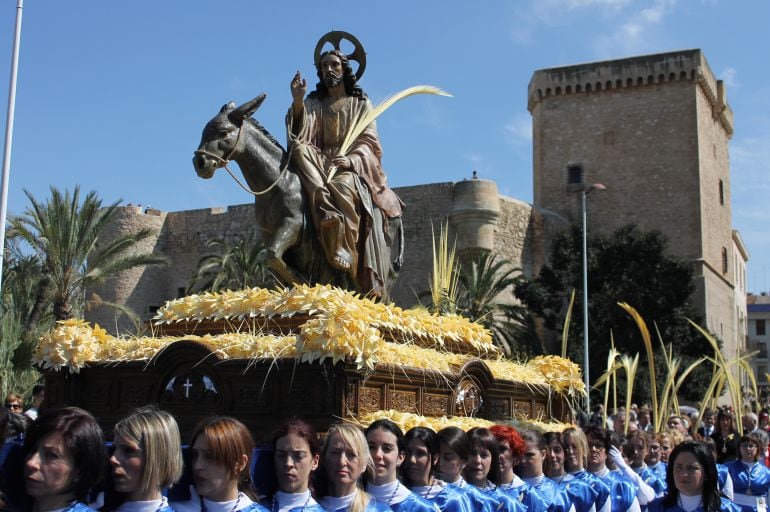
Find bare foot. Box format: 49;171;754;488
332;254;351;270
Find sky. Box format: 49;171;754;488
1;0;769;292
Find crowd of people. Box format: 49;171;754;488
2;394;770;512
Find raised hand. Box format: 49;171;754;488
291;70;306;102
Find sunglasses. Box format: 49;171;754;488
5;403;22;410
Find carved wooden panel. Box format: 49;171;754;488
390;390;418;413
487;398;510;419
359;386;382;413
82;382;109;405
514;400;531;419
120;382;153;405
533;402;546;419
423;394;449;416
345;381;358;414
235;385;269;408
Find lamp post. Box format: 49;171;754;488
582;182;606;412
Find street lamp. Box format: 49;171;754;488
582;182;606;412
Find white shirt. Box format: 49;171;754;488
115;498;168;512
274;491;317;512
365;481;411;505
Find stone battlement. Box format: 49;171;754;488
528;49;733;136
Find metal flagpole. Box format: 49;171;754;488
0;0;25;296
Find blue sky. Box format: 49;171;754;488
1;0;769;292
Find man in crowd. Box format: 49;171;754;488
23;384;44;420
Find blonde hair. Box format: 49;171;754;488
113;407;183;495
322;424;373;512
561;427;588;469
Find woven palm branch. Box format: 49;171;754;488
327;85;452;182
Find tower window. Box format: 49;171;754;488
719;179;724;205
758;319;766;336
566;164;584;185
721;247;728;274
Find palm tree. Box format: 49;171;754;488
9;186;168;330
456;252;537;356
187;232;276;293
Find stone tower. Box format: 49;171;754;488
528;49;739;355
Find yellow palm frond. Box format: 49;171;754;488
618;303;659;432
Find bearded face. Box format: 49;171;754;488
319;52;345;90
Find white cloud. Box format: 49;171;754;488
504;113;533;145
720;67;739;88
588;0;677;56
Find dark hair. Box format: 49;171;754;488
365;419;406;453
23;407;107;501
583;425;612;450
403;427;438;487
310;50;367;100
543;431;563;476
272;418;321;456
662;442;721;511
437;427;470;460
405;427;438;456
716;409;736;433
5;412;29;438
31;384;45;397
465;428;501;485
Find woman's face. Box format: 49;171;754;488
628;437;648;468
517;440;545;478
404;438;434;487
739;440;759;463
672;451;705;497
438;442;466;484
546;438;565;476
586;436;607;472
497;440;517;480
366;428;403;485
562;435;583;472
720;415;732;431
274;433;319;494
659;439;673;463
647;440;662;465
192;435;241;501
464;442;493;487
110;435;146;499
324;433;365;492
24;433;75;502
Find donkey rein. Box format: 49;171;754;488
194;124;290;197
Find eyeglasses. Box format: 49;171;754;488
588;442;606;451
4;403;21;410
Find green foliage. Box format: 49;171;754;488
455;252;539;357
187;232;276;293
515;224;715;404
9;186;168;324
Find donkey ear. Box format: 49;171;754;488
228;93;267;123
220;102;237;113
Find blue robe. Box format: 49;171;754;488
499;482;550;511
269;498;325;512
477;486;527;512
635;467;667;497
239;503;270;512
595;469;639;511
716;464;730;496
725;460;770;512
524;477;576;512
111;500;178;512
411;486;472;512
323;498;391;512
648;463;668;484
550;475;600;512
446;481;510;512
390;493;436;512
570;470;612;511
646;496;741;512
71;504;94;512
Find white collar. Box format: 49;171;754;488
365;481;411;505
202;493;253;512
522;475;545;486
678;493;703;512
319;492;357;511
116;498;167;512
592;467;610;478
411;480;445;500
274;491;316;512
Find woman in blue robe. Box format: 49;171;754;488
491;425;550;511
435;427;519;512
647;436;669;487
402;427;473;512
363;420;434;512
108;407;184;512
583;426;640;511
702;436;735;500
725;434;770;512
315;424;390;512
624;432;667;498
170;417;269;512
647;441;740;512
543;431;600;512
270;418;325;512
561;427;611;512
462;428;526;512
515;429;576;512
22;408;108;512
